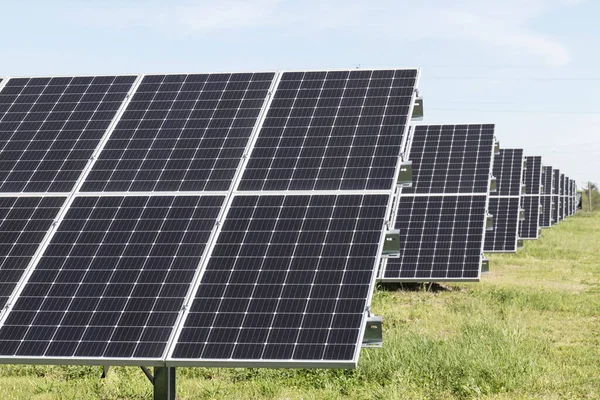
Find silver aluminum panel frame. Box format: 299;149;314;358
0;356;164;367
0;78;9;94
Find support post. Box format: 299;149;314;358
154;367;176;400
589;182;593;212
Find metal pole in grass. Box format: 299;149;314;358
589;182;593;211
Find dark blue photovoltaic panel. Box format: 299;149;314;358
519;196;540;239
492;149;523;196
484;197;520;252
0;76;135;192
238;69;417;191
540;196;553;227
542;166;553;195
559;174;566;220
0;197;65;309
82;73;275;193
403;124;495;194
559;173;565;195
523;156;542;195
540;166;554;228
0;195;223;359
172;194;388;363
552;169;560;224
384;195;487;280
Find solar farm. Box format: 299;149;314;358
0;70;586;398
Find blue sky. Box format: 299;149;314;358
1;0;598;187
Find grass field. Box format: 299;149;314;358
0;211;598;399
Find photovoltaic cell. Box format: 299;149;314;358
0;195;224;359
238;69;417;191
0;197;65;309
523;156;542;195
0;76;135;193
172;194;388;365
519;196;540;239
484;197;520;252
491;149;523;196
384;195;487;280
82;73;275;193
402;124;495;194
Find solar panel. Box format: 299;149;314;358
0;197;65;310
383;195;487;281
381;123;494;281
552;169;561;224
519;196;540;239
402;124;495;194
570;179;576;215
81;73;276;193
520;156;542;238
483;149;523;252
540;196;553;227
559;173;566;220
0;76;136;193
484;197;520;253
541;166;553;195
523;156;542;195
238;69;418;191
567;176;572;217
170;194;388;367
490;149;523;196
539;166;554;228
567;178;572;216
0;195;224;360
563;176;568;218
0;68;420;370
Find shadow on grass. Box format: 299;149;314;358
377;282;452;293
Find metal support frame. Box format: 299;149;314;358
154;367;176;400
100;365;175;399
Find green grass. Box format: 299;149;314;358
0;212;599;399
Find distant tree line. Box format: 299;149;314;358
581;182;600;211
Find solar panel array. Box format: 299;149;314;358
519;156;542;239
0;69;419;369
0;67;581;378
484;149;523;252
381;124;495;281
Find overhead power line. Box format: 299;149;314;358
429;108;600;115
